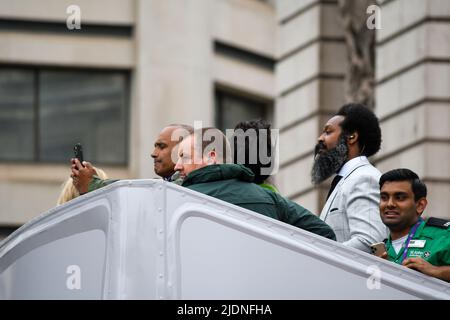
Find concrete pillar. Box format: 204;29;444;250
274;0;347;214
133;0;213;179
374;0;450;219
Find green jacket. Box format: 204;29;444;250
386;218;450;266
182;164;336;241
88;176;118;192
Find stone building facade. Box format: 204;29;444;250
0;0;448;239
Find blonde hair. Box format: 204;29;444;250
56;167;108;205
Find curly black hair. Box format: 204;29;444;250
336;103;382;157
233;119;273;184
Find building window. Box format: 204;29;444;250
0;69;34;161
0;67;129;165
215;89;273;132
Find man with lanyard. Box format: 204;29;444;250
379;168;450;282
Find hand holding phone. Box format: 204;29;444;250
73;143;84;166
370;242;387;257
71;143;94;194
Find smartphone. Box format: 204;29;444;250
73;143;84;165
370;242;387;257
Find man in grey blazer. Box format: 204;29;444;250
311;103;388;252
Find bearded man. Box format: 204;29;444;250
311;103;388;252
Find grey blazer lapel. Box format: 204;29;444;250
321;178;343;220
320;162;370;221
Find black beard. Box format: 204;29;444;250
311;136;348;185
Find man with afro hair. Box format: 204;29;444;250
312;103;388;252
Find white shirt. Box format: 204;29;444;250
391;235;408;254
337;156;370;177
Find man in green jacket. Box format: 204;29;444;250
379;168;450;282
174;127;336;240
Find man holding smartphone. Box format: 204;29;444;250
378;168;450;282
71;124;193;194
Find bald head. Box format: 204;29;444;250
151;125;193;178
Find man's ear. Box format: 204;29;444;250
416;197;428;216
347;132;358;145
206;150;217;165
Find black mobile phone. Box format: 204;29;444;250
73;143;84;164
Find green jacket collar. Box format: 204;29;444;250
259;183;279;193
182;164;254;187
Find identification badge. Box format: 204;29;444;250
408;240;426;248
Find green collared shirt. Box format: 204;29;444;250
385;219;450;266
259;182;279;194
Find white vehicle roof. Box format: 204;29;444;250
0;179;449;299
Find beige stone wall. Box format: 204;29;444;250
274;0;346;214
0;0;135;68
3;0;447;231
0;0;275;227
374;0;450;219
213;0;275;56
0;0;135;25
212;0;276;100
214;53;275;99
274;0;450;220
0;0;137;225
0;31;134;68
133;0;214;179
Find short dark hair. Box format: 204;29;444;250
233;119;273;184
336;103;382;157
379;168;427;201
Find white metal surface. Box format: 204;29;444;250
0;179;449;299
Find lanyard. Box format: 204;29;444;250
399;218;423;264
